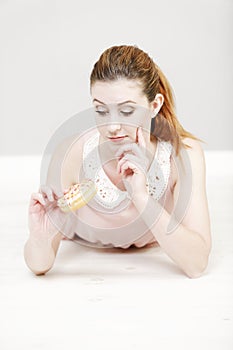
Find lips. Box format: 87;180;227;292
109;136;126;139
108;136;127;142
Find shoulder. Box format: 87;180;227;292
47;128;98;187
181;137;206;175
53;128;97;154
169;137;206;189
50;128;98;164
182;137;204;155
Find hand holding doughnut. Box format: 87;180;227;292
57;179;97;212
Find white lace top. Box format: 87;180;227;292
82;131;173;208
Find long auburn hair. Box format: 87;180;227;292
90;45;202;156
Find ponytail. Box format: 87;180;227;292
151;64;203;156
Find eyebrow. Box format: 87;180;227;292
93;99;137;106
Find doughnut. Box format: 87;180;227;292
57;179;97;212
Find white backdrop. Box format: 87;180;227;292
1;3;233;349
1;0;232;154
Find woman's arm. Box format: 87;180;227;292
24;231;64;275
132;139;212;278
25;134;83;275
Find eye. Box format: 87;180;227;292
95;109;109;116
120;110;134;117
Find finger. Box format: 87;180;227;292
52;187;64;198
115;143;143;158
138;127;146;149
29;202;41;214
118;154;139;167
39;185;55;202
117;156;128;174
30;192;46;206
63;188;70;194
29;199;45;214
117;154;137;174
121;160;138;176
119;153;146;171
30;193;57;214
120;157;138;173
122;154;147;174
136;127;139;143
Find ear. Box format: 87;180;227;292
151;93;164;118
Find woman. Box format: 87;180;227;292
24;45;211;278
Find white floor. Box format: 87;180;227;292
0;152;233;350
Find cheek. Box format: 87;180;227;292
124;126;137;141
96;125;107;134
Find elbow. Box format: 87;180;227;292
24;259;53;276
184;253;210;279
33;268;51;276
184;237;211;279
24;239;56;276
26;261;53;276
24;250;54;276
185;267;206;279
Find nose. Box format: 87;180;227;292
107;122;121;133
106;111;121;133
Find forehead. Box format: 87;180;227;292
91;79;148;105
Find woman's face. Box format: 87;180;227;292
91;79;153;147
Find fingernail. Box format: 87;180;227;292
40;195;46;205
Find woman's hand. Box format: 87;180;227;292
28;186;69;242
115;127;150;199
